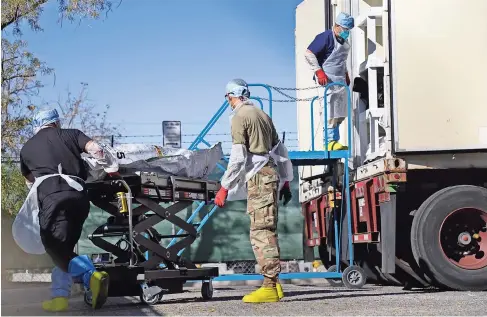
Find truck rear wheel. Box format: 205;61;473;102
411;185;487;291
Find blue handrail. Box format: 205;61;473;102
248;83;273;118
188;100;228;150
250;96;264;111
309;82;352;156
308;82;354;269
310;96;318;151
323;82;353;157
188;83;273;152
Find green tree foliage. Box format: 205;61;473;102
1;0;119;217
1;160;29;216
1;38;53;154
1;0;116;34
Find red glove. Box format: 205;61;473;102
214;187;228;207
346;72;351;86
315;69;328;86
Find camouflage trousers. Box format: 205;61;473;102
247;163;281;288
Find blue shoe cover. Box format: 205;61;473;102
326;125;340;143
51;266;73;298
68;255;95;289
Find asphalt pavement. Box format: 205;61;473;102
1;282;486;316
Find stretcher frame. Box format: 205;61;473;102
85;174;221;304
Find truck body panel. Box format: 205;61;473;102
295;0;487;175
296;0;487;291
390;0;487;152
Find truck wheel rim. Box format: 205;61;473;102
439;207;487;270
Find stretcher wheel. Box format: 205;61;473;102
140;292;162;305
342;265;367;289
326;265;344;287
201;281;213;300
83;291;92;307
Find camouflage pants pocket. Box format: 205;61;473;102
248;169;281;278
248;173;278;231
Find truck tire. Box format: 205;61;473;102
411;185;487;291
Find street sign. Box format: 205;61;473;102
162;121;182;148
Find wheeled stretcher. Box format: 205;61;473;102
84;171;221;305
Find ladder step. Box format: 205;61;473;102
288;150;349;166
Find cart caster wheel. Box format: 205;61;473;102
342;265;367;289
201;281;213;300
140;292;162;305
84;291;93;307
326;265;344;287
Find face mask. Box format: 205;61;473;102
339;30;350;41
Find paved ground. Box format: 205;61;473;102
2;282;486;316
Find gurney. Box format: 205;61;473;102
82;143;224;305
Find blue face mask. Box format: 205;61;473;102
339;30;350;41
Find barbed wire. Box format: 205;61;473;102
110;131;297;139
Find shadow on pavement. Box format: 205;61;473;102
286;289;442;302
154;287;372;305
1;283;162;316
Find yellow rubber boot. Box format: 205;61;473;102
90;271;109;309
328;141;348;151
242;286;280;303
276;283;284;299
42;297;68;312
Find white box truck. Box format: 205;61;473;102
296;0;487;290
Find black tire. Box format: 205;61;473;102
140;292;162;305
410;185;487;291
342;265;367;289
326;265;344;287
201;281;214;300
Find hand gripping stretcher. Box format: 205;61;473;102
84;171;221;305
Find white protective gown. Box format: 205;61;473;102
12;145;120;255
12;164;85;255
222;141;294;202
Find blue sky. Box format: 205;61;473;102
6;0;304;152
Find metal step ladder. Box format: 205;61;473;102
154;82;362;287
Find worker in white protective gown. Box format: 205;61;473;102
12;108;118;312
305;12;355;150
214;79;294;303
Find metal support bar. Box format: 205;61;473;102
379;194;396;273
214;272;343;281
310;96;318;151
